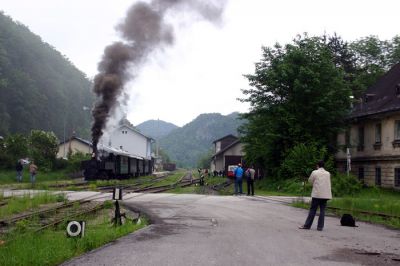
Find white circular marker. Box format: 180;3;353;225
67;221;82;237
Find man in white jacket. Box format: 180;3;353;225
299;160;332;231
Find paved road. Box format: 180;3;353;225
62;193;400;266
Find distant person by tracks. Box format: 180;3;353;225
233;163;244;195
29;160;38;185
245;165;256;196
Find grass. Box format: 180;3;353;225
0;169;70;185
156;171;186;186
169;186;204;194
291;187;400;229
0;209;147;266
0;192;66;219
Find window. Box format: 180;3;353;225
375;167;381;186
358;126;364;151
395;121;400;140
375;123;381;143
358;167;364;182
120;146;123;149
395;168;400;187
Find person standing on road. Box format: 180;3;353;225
299;160;332;231
15;159;23;182
234;163;244;195
246;165;256;196
29;160;38;185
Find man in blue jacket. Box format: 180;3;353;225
234;163;244;195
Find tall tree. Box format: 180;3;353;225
29;130;59;170
240;34;352;175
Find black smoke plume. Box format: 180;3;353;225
91;0;226;153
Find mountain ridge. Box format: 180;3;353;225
155;112;243;167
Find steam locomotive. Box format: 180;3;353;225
82;145;153;180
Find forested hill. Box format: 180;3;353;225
0;12;93;138
159;112;244;168
136;119;179;140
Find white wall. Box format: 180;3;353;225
57;139;92;158
109;125;151;159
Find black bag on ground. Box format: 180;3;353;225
340;214;357;227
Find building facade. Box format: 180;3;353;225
211;135;245;173
336;63;400;189
57;136;92;158
109;120;154;160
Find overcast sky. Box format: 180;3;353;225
1;0;400;127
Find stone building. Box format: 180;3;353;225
336;63;400;189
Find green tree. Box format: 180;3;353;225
197;149;213;169
388;35;400;66
3;133;29;168
28;130;59;170
240;34;352;175
158;148;172;164
280;143;334;180
349;35;389;96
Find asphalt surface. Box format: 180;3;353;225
59;193;400;266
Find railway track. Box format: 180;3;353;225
0;193;110;231
0;172;199;233
0;197;11;207
96;172;171;193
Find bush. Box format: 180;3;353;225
67;152;90;173
29;130;59;170
331;173;362;197
53;158;69;170
280;142;335;180
257;177;312;195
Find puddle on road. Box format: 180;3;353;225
316;248;400;265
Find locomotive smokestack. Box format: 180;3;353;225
91;0;226;151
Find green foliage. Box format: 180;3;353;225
255;177;311;195
0;192;66;219
0;12;93;138
66;151;90;172
0;213;147;266
53;157;69;170
158;148;171;164
240;33;400;178
240;34;352;175
29;130;59;170
0;169;69;184
1;133;28;168
280;143;334;180
331;173;362;197
136;119;179;140
197;149;213;169
160;113;243;167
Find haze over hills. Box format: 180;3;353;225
0;12;93;139
155;112;244;168
136;120;179;140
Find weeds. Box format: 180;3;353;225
0;192;66;219
0;210;147;266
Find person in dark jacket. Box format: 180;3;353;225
16;159;23;182
246;166;256;196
